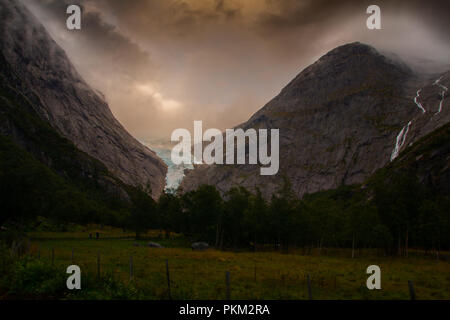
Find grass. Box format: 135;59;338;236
19;228;450;300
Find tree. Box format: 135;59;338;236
158;192;182;238
374;170;423;256
243;188;268;250
223;187;251;248
128;189;157;239
182;185;223;243
269;177;301;252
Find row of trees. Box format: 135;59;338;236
125;173;450;255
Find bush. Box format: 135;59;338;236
7;259;67;299
68;272;139;300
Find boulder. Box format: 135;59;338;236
148;242;164;248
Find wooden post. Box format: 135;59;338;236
51;248;54;266
37;246;40;260
10;241;15;257
254;265;257;282
408;281;416;300
97;251;101;278
307;274;312;300
226;271;231;300
405;228;409;258
351;234;355;259
129;255;134;281
71;249;74;264
166;259;172;300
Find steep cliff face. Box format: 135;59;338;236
0;0;167;198
180;43;450;198
0;74;131;203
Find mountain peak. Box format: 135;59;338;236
181;43;449;199
249;42;412;119
325;42;377;55
316;42;410;73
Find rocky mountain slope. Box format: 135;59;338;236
0;59;129;202
180;42;450;198
0;0;167;198
368;122;450;198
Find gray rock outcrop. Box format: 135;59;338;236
148;242;164;248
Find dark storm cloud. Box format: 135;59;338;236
92;0;244;38
257;0;450;42
257;0;362;31
26;0;154;81
24;0;170;139
23;0;450;141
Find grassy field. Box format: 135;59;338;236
21;227;450;300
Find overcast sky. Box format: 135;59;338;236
24;0;450;141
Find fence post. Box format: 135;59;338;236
71;249;74;264
408;281;416;300
307;274;312;300
129;255;133;281
226;271;231;300
166;259;172;300
97;251;101;278
37;246;40;260
51;248;54;266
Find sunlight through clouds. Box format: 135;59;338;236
136;84;183;112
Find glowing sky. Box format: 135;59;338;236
24;0;450;141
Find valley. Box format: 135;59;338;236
2;227;448;300
0;0;449;303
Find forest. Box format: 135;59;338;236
1;129;449;256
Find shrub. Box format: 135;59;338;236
7;259;67;299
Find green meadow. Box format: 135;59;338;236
5;227;447;300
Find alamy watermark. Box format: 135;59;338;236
67;4;381;31
366;265;381;290
66;265;81;290
171;121;279;176
366;5;381;30
66;5;81;30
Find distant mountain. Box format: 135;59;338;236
0;0;167;198
180;42;450;198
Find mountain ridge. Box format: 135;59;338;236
180;42;450;198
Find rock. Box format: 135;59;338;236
180;43;450;199
0;0;167;198
147;242;164;248
191;242;210;251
